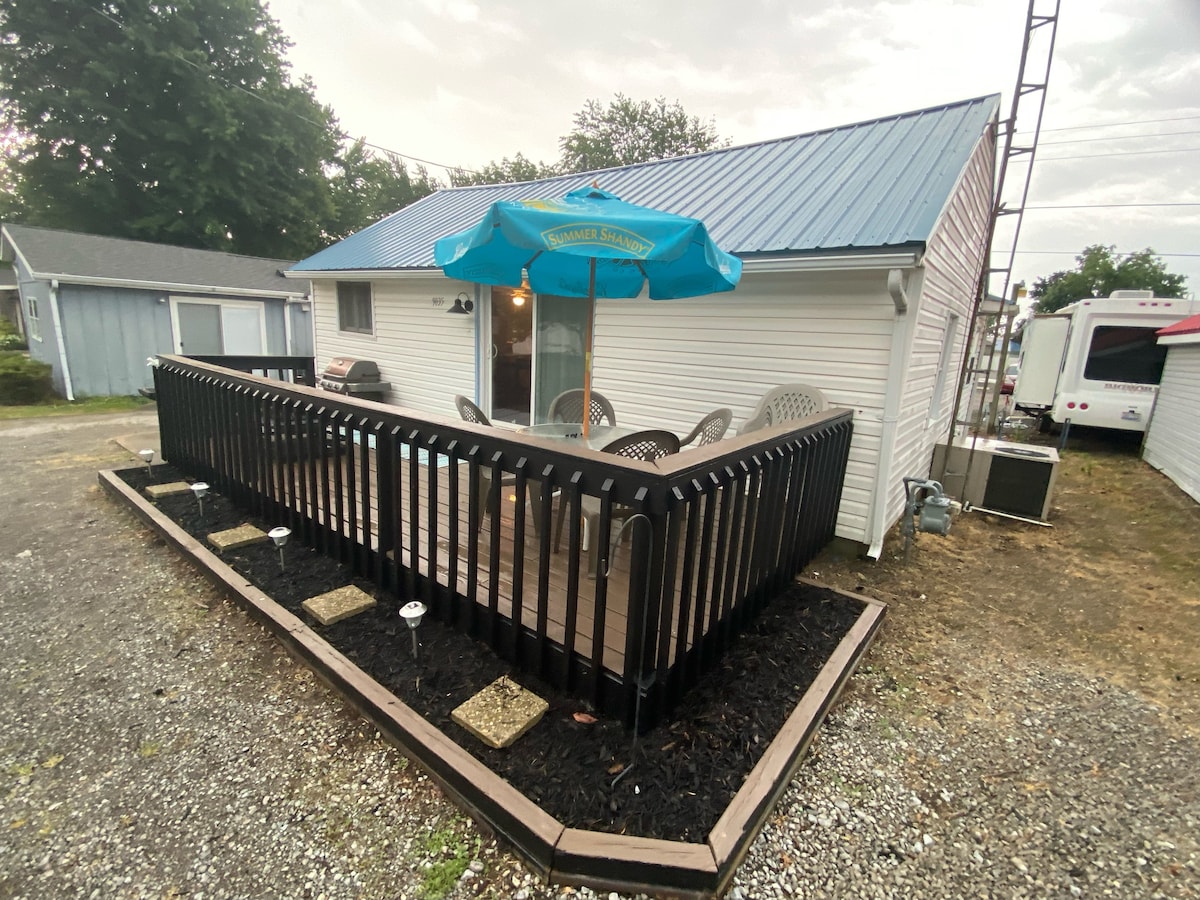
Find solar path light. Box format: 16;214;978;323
268;527;291;572
399;601;427;660
190;482;209;519
138;449;155;479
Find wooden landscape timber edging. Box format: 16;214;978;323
100;467;886;899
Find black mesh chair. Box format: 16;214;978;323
680;408;732;448
554;429;680;577
547;389;617;427
454;396;516;533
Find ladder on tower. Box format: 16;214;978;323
950;0;1061;439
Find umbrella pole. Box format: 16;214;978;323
583;257;597;440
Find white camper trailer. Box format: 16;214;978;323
1013;291;1198;432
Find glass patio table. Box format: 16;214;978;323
518;423;645;537
518;422;642;450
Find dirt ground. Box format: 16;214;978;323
810;426;1200;734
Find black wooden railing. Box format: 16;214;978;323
185;355;317;386
152;355;853;729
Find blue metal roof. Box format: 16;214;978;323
291;94;999;273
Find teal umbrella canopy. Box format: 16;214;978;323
434;185;742;300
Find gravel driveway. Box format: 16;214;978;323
1;411;1196;899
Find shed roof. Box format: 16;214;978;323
1158;314;1200;338
1;224;305;297
291;94;1000;274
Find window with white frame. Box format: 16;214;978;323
929;313;960;422
27;296;41;341
337;281;373;334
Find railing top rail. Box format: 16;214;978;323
155;354;851;497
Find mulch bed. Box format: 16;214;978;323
118;464;865;843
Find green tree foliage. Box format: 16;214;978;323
0;0;341;258
448;153;559;188
1031;245;1187;313
324;140;441;242
559;94;728;173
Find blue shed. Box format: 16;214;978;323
0;224;314;399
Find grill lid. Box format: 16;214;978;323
321;356;382;383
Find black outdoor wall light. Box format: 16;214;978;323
447;292;474;315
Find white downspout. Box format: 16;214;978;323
48;278;75;401
866;269;915;558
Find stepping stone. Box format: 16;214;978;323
451;676;548;749
144;481;193;498
207;524;269;552
302;585;376;627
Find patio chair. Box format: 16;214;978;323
738;383;829;434
547;388;617;427
680;408;733;448
553;429;681;578
454;396;517;533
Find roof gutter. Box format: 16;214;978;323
30;271;307;300
284;250;926;281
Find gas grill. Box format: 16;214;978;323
318;356;391;400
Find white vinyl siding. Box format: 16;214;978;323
589;269;895;544
889;123;996;529
1143;344;1200;503
311;277;476;414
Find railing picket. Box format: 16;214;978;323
359;418;374;581
443;440;461;620
562;471;584;693
591;480;617;709
534;464;555;681
405;430;420;602
423;435;440;610
509;458;529;663
464;445;482;622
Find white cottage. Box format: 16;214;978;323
288;95;1001;556
1143;314;1200;503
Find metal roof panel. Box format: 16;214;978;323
291;95;1000;273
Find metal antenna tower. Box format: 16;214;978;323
948;0;1061;443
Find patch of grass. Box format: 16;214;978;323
0;394;154;420
419;818;475;900
7;762;36;777
137;742;161;758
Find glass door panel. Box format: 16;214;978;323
489;285;533;425
532;294;588;424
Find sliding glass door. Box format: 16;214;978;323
488;288;588;426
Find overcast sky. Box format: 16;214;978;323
266;0;1200;304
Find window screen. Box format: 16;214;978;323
337;282;373;334
1082;326;1166;385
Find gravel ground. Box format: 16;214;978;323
1;411;1197;900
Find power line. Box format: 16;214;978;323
84;3;478;176
1016;146;1200;162
1023;202;1200;209
1040;129;1200;146
1040;114;1200;133
992;250;1200;258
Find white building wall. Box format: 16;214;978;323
310;277;476;416
1143;343;1200;503
589;268;897;544
886;125;997;537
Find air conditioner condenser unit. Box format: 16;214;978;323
931;435;1060;521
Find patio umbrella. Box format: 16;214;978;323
434;185;742;437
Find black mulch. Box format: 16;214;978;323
118;464;866;843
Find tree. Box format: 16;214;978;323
1031;245;1187;313
448;153;559;188
324;140;441;242
558;94;728;173
0;0;341;259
